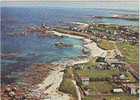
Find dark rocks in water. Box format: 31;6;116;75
1;53;17;60
1;84;38;100
82;47;90;54
55;42;73;48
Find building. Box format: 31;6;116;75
123;84;139;95
112;88;123;93
80;77;89;85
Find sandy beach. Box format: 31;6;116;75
52;31;85;39
31;65;70;100
52;31;107;58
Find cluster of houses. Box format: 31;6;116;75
69;22;139;45
74;48;139;96
69;22;89;32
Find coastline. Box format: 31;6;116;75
52;30;107;58
1;30;108;100
27;30;108;99
31;64;70;100
29;30;107;99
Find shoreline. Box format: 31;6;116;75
52;30;107;58
29;31;107;100
31;64;70;100
30;30;107;99
1;30;108;100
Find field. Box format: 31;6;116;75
59;78;77;97
77;69;119;79
98;39;116;50
83;95;138;100
59;67;77;98
87;81;113;94
117;42;139;64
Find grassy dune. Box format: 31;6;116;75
98;39;116;50
117;42;139;64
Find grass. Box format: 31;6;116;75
64;67;74;79
98;39;116;50
83;58;97;68
77;69;119;79
117;42;139;64
82;95;138;100
126;72;136;82
87;81;113;94
59;78;77;97
59;67;77;98
106;95;138;100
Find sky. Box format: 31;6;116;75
1;0;139;10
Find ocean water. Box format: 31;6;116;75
1;6;138;84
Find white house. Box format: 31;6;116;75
80;77;89;85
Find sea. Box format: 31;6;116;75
1;6;139;84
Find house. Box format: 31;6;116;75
112;88;123;93
112;74;130;82
96;62;109;70
77;24;89;32
106;58;125;68
119;74;126;80
124;84;139;95
80;77;89;85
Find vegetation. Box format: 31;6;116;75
59;67;77;98
83;58;97;68
64;67;74;79
106;95;138;100
82;95;138;100
59;78;77;97
86;81;113;94
98;39;116;50
77;69;119;79
126;72;136;82
117;42;139;64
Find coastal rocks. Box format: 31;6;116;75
1;85;31;100
31;64;70;100
55;42;73;48
1;53;18;60
82;47;90;54
23;64;57;86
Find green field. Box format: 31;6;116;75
86;81;113;94
98;39;116;50
59;78;77;97
117;42;139;64
77;69;119;79
59;67;77;98
83;95;138;100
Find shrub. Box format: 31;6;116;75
59;78;77;97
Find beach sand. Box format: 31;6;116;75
31;65;70;100
53;31;107;58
